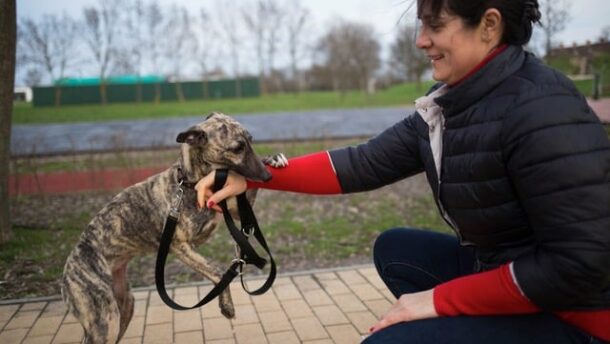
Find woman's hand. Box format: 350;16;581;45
369;289;438;334
195;170;247;212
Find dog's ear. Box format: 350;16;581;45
206;112;220;120
176;130;207;145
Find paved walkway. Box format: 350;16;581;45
11;108;410;156
588;98;610;123
12;98;609;157
0;264;391;344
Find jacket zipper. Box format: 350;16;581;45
436;180;466;244
434;118;471;245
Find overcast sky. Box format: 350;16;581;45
16;0;610;85
18;0;610;45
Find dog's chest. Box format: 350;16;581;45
175;195;220;244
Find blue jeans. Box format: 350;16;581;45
363;228;603;344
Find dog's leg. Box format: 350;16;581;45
62;249;121;344
173;243;235;318
112;258;134;341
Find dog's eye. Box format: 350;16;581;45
245;132;253;142
230;141;245;153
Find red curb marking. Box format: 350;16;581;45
9;166;166;196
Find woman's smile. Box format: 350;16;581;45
428;54;444;62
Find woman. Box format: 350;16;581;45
196;0;610;342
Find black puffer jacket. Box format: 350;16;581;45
329;45;610;311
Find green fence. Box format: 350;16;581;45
32;78;260;107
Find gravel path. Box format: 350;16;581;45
11;107;412;156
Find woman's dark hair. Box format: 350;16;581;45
417;0;542;45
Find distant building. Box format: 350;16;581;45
548;38;610;75
54;75;166;86
14;86;33;102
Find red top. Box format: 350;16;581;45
247;151;342;194
434;264;610;342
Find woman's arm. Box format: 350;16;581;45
197;114;425;207
327;114;424;193
501;92;610;310
246;151;342;194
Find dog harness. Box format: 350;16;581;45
155;169;276;310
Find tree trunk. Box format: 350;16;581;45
202;79;209;100
0;0;17;244
235;77;242;98
175;81;185;102
136;83;142;103
154;82;161;103
415;75;423;92
54;85;62;107
100;82;108;104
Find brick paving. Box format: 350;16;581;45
0;265;392;344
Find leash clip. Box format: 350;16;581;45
231;258;246;276
242;225;255;237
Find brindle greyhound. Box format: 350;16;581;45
62;112;286;344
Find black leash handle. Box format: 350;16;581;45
214;169;277;295
155;169;276;311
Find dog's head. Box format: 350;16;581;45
176;112;271;182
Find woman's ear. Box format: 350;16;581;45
480;8;503;43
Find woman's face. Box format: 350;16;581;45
416;10;492;85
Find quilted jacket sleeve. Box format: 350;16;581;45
502;84;610;310
328;113;424;193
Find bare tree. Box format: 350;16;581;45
18;13;79;105
390;24;429;90
242;0;288;93
24;68;43;87
122;0;147;101
600;25;610;42
0;0;16;244
285;0;311;93
242;1;268;93
162;4;197;102
195;8;219;99
215;0;244;97
82;0;122;104
264;0;286;92
538;0;571;58
316;21;381;94
143;0;164;102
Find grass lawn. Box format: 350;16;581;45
13;82;435;124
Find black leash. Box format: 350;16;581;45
155;169;276;310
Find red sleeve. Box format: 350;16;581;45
433;263;610;341
246;151;342;194
433;264;539;316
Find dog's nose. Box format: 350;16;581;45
261;169;272;182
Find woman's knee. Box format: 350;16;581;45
374;228;447;264
374;228;416;258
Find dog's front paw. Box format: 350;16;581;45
219;291;235;319
220;301;235;319
262;153;288;168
